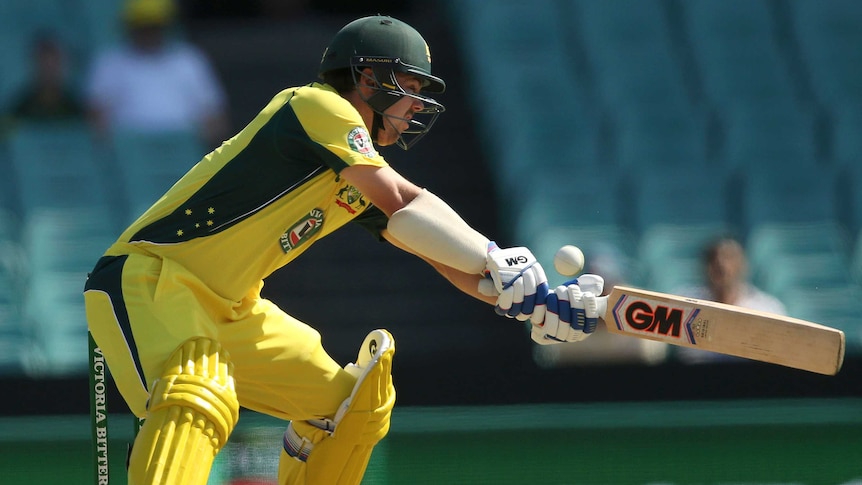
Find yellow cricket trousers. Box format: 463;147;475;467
84;252;356;421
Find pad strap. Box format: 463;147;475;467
283;423;314;462
283;419;334;462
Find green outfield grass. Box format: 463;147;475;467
1;399;860;484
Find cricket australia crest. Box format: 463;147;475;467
335;184;367;214
280;209;324;253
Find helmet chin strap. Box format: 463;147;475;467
370;112;384;142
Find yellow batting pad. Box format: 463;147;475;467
128;338;239;485
279;329;395;485
330;329;396;445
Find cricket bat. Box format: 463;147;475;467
601;285;846;375
549;246;846;375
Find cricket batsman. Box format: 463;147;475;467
84;14;600;485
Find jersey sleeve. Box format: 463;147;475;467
289;84;389;174
352;205;389;241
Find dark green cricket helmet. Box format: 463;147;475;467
319;15;446;93
319;16;446;150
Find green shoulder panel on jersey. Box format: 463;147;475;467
128;87;349;244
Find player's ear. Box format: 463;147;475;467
357;68;377;88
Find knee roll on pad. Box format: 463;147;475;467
128;338;239;485
279;329;396;485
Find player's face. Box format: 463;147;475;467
375;74;426;146
707;242;747;288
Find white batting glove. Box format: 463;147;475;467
532;274;605;345
484;242;549;322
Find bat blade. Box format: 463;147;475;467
602;286;846;375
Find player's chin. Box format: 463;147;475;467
375;136;396;147
378;131;404;147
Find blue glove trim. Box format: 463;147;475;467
584;316;598;334
519;281;549;317
506;299;523;318
546;292;559;315
572;307;586;331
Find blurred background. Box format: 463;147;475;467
0;0;860;483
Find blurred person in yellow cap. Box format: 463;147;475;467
84;0;229;147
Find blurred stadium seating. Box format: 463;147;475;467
2;0;862;378
110;129;205;224
0;1;206;376
447;0;862;351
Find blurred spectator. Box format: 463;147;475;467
84;0;229;147
534;243;668;368
673;236;787;364
8;33;84;123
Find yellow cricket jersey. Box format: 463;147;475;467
104;83;389;301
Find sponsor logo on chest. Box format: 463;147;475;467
279;208;324;254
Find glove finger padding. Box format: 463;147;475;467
486;243;549;321
530;292;556;345
532;282;600;344
519;262;548;321
532;287;564;344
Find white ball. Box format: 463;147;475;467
554;245;585;276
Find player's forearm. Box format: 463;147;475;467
429;260;497;305
382;229;496;305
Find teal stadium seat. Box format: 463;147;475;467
746;222;851;290
78;0;126;55
628;165;731;233
565;1;709;171
7;123;119;375
8;122;114;211
513;172;626;243
0;0;93;108
22;269;90;375
22;208;116;274
0;30;28;114
0;329;27;375
790;0;862;107
781;286;862;351
638;224;731;293
720;104;818;172
837;161;862;234
571;0;692;114
451;0;599;196
487;63;601;198
639;223;730;270
757;253;854;302
739;165;840;232
110;129;206;224
682;0;798;108
614;107;709;170
644;255;704;293
849;229;862;285
456;0;566;59
0;208;19;242
830;106;862;168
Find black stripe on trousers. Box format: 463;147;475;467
84;255;147;393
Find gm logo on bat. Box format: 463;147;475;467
610;294;703;345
